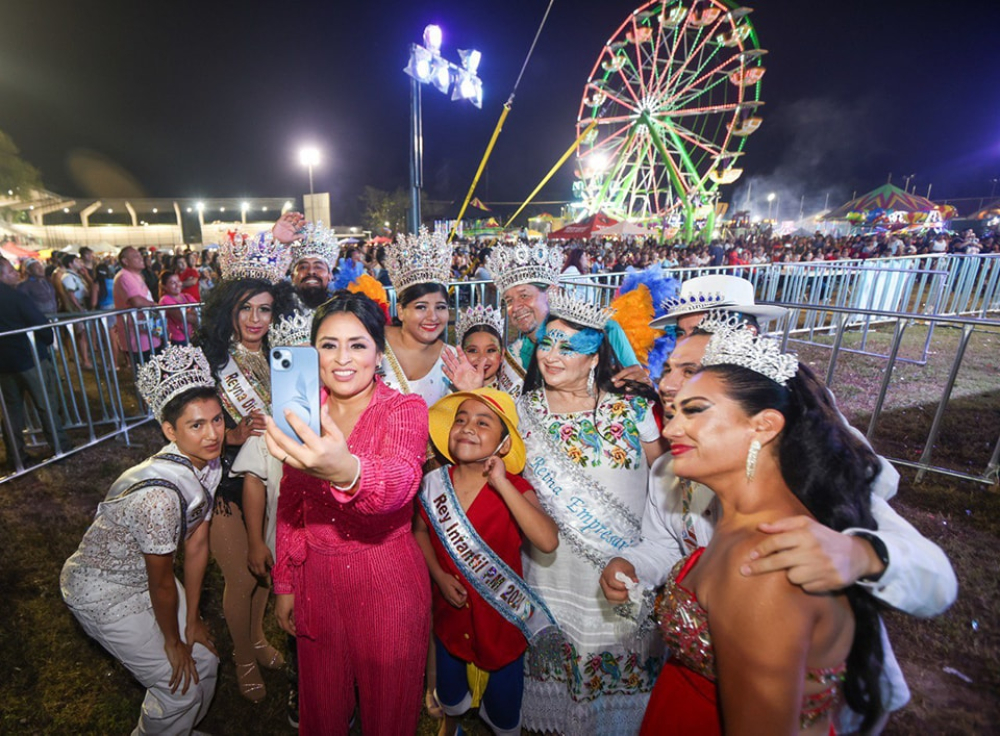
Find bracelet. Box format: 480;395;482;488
330;454;361;492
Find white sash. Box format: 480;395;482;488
503;345;526;380
218;355;268;421
518;391;643;571
420;467;557;641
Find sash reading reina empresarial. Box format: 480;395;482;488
517;391;643;571
420;467;557;641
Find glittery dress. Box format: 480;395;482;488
640;548;846;734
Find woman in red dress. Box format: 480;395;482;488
641;322;885;735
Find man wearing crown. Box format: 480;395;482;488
272;212;339;309
599;275;958;733
485;244;563;387
61;347;224;736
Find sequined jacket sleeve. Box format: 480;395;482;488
328;389;429;515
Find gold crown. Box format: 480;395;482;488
456;304;504;345
485;242;562;295
219;230;292;283
384;226;452;293
137;346;217;421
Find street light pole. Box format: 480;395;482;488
404;25;482;235
409;71;423;235
299;147;320;197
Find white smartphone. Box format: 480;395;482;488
270;346;321;444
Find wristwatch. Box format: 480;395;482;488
852;531;889;583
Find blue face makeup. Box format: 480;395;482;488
536;326;603;356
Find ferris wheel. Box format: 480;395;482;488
574;0;766;237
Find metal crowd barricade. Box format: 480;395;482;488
4;256;999;486
764;303;1000;486
0;303;202;485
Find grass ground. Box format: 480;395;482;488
1;321;998;734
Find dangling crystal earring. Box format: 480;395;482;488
745;439;761;480
586;366;596;397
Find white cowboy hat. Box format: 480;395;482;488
650;274;788;328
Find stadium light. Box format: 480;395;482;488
403;24;483;233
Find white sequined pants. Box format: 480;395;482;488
69;579;218;736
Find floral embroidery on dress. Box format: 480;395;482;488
526;635;661;702
529;391;651;471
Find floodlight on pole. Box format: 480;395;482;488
403;24;483;234
767;192;775;221
299;147;321;196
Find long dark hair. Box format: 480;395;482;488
312;290;387;353
704;362;884;730
193;278;296;376
523;315;657;404
461;323;502;348
393;281;450;328
563;247;588;273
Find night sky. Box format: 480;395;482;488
2;0;998;220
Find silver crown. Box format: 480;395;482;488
547;290;615;331
384;226;452;293
456;304;504;345
290;220;340;267
701;324;799;386
695;308;752;335
270;308;315;346
219;230;293;283
485;242;563;295
137;346;217;421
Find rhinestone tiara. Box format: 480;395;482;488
384;226;452;293
701;324;799;386
137;346;217;421
269;308;315;347
659;290;728;318
290;221;340;267
219;230;293;283
456;304;504;345
547;290;615;331
695;308;753;335
485;242;562;295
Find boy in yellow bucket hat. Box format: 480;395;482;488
414;388;559;736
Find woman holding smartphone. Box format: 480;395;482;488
194;231;294;702
265;291;431;735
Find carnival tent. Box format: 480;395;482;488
970;200;1000;220
547;212;619;240
823;184;937;221
0;242;40;261
593;221;655;238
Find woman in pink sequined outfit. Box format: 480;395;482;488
266;292;431;735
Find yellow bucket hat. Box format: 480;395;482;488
428;388;526;474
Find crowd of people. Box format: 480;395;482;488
0;214;965;734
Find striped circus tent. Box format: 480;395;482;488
824;183;938;220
